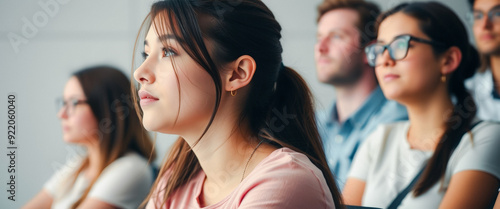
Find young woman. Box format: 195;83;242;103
132;0;343;208
343;2;500;209
23;66;156;209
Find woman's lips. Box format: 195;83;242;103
138;90;159;107
383;74;400;82
317;57;332;64
481;34;495;41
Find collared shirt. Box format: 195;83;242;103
466;69;500;121
316;87;407;189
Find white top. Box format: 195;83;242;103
348;120;500;209
44;152;154;209
466;69;500;121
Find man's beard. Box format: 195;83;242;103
328;63;364;86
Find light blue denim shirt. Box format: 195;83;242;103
316;86;407;189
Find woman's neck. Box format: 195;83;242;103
84;141;103;180
490;56;500;93
405;89;454;151
182;111;276;206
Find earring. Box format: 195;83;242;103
441;75;447;83
231;90;237;96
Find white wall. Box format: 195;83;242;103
0;0;472;208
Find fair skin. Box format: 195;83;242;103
343;12;500;208
134;23;276;206
315;9;377;122
22;77;118;209
494;193;500;209
473;0;500;93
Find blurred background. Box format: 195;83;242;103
0;0;470;207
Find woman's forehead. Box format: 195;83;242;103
145;16;183;45
378;13;428;43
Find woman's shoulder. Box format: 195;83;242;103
472;120;500;134
458;120;500;148
245;147;329;190
108;152;150;166
236;147;335;208
447;120;500;181
82;153;155;208
100;152;153;178
91;152;154;191
88;152;155;201
43;155;85;196
251;147;322;175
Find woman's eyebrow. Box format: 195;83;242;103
474;5;500;13
144;34;185;46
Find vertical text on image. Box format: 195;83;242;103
6;94;17;201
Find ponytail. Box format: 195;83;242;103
412;31;479;198
256;65;345;209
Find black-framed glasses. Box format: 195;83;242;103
56;98;88;115
470;5;500;24
365;34;446;67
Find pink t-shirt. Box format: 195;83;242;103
146;147;335;209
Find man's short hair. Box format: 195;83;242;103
317;0;381;45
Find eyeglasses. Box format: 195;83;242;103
364;34;446;67
470;6;500;24
56;98;88;115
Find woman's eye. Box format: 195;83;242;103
141;48;176;60
473;12;483;20
142;52;149;60
162;48;177;57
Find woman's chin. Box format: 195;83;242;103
62;136;84;145
142;116;163;132
142;113;183;134
380;86;401;100
383;92;399;101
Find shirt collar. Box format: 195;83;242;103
476;69;500;99
327;86;387;126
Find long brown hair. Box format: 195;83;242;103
377;2;479;197
65;66;156;208
131;0;344;208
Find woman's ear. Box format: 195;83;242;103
440;46;462;76
223;55;257;92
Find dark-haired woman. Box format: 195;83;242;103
132;0;343;208
23;66;156;209
343;2;500;209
